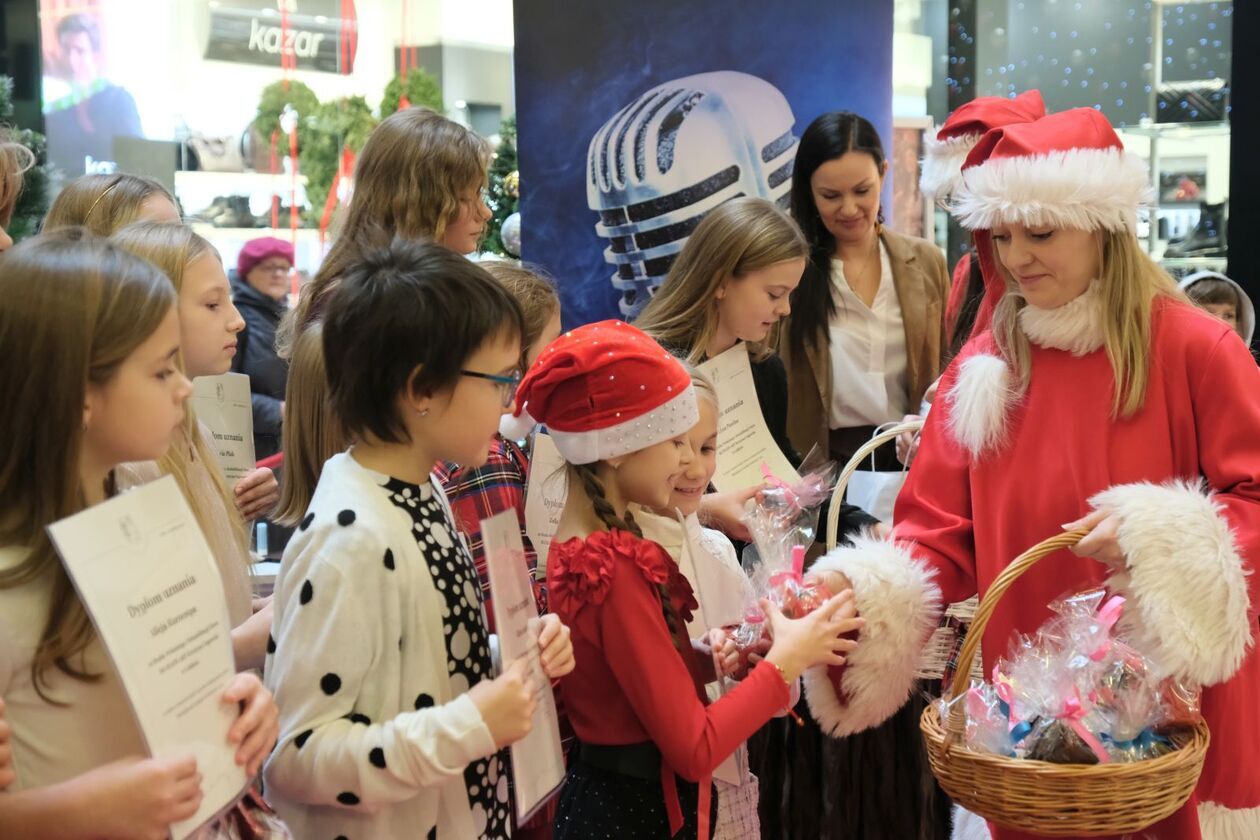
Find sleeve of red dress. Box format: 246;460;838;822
1091;330;1259;686
599;558;789;783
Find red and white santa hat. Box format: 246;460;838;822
920;89;1046;201
500;319;698;465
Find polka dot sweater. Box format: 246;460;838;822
263;451;499;840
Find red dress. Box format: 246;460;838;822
548;529;790;839
807;297;1260;839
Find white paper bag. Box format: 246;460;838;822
844;423;912;524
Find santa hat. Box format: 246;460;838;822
953;108;1153;339
920;90;1046;201
500;320;698;465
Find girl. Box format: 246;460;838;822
278;106;493;358
0;231;277;838
808;107;1260;839
111;221;277;670
43;172;182;235
634;367;771;840
502;319;863;839
636;195;879;541
435;261;563;624
263;238;575;840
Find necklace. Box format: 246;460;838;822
838;230;881;305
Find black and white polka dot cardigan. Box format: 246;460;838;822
263;451;497;840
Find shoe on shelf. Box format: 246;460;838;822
212;196;259;229
1164;200;1227;259
190;196;232;225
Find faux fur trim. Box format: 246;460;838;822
1018;281;1105;355
499;407;537;442
920;131;981;201
1091;480;1253;685
945;354;1016;457
1200;802;1260;840
803;534;942;736
950;804;992;840
953;147;1153;233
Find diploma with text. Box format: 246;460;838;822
192;372;256;482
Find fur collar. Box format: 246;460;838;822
1018;282;1104;355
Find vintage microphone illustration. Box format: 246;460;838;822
585;71;799;317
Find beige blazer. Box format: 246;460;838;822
780;228;949;459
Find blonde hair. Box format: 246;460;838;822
636;197;807;364
683;362;719;411
480;261;560;372
0;230;176;698
275;322;346;526
992;230;1184;417
44;173;177;236
279;107;492;358
0;129;34;227
109;222;249;557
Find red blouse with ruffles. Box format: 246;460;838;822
547;529;790;783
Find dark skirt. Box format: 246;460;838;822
747;687;951;840
553;759;718;840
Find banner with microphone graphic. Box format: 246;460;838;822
514;0;894;326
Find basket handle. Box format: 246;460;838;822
824;419;924;550
943;527;1091;746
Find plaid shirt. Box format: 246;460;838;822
434;435;546;633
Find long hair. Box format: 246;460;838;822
0;128;34;228
278;107;491;358
992;230;1184;417
480;261;560;374
274;322;346;526
0;230;176;698
110;222;250;559
44;173;177;236
786;111;886;357
636;197;807;365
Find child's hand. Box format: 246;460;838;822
536;614;575;679
0;699;14;789
697;486;762;542
234;468;279;521
223;673;279;777
468;657;539;749
763;591;864;683
707;628;739;679
74;755;203;840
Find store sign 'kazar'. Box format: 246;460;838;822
203;0;357;74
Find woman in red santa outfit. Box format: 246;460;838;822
806;106;1260;840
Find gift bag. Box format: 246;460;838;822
844;422;911;523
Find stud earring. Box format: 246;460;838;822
418;408;430;417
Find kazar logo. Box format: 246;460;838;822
248;17;326;59
204;0;356;75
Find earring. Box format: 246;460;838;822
418;408;430;417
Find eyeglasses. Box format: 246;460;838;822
461;369;521;408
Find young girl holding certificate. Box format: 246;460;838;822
0;231;279;837
501;320;861;839
112;222;279;671
263;239;574;840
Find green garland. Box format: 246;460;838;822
299;96;377;225
0;76;49;242
252;80;320;152
482;116;518;256
380;70;443;117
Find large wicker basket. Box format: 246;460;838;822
823;421;982;683
919;529;1211;836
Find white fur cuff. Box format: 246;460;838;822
1200;802;1260;840
803;534;943;736
1092;480;1253;686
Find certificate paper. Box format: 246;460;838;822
481;510;566;824
523;432;567;576
698;345;801;491
48;476;247;839
192;373;256;482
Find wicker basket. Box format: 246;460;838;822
823;421;982;683
919;529;1211;836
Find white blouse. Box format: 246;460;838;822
827;243;911;428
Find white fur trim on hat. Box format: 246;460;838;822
499;407;537;442
547;384;699;465
803;534;942;736
952;146;1153;233
920;131;981;201
1090;479;1253;686
946;353;1016;458
1200;801;1260;840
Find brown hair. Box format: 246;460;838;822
1184;276;1242;309
0;129;34;227
636;197;807;364
110;222;250;558
0;229;176;698
278;107;491;358
44;173;178;236
275;322;346;526
481;261;560;373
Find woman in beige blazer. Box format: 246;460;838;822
755;111;951;840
